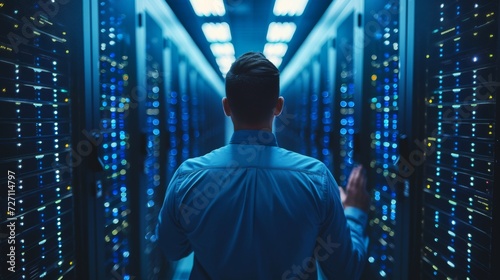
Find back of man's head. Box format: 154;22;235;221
225;52;280;125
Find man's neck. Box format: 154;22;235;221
233;123;273;132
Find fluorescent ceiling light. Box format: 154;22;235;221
216;56;235;67
202;22;232;42
190;0;225;16
220;68;230;77
273;0;308;16
216;56;235;75
263;43;288;57
266;22;297;42
266;56;283;68
210;43;235;57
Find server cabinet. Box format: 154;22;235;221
188;69;201;158
278;40;336;170
138;12;170;280
319;42;335;171
414;0;499;278
178;58;190;163
310;58;321;160
289;51;336;169
333;12;356;187
275;76;302;152
195;76;226;154
0;0;226;278
361;0;404;279
137;2;227;278
92;0;141;278
277;69;311;155
166;43;180;182
302;67;314;155
0;1;76;278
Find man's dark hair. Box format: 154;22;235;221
225;52;280;124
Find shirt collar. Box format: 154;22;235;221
229;130;278;146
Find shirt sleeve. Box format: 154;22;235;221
316;170;369;280
155;168;193;261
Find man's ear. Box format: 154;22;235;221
273;96;284;116
222;97;232;117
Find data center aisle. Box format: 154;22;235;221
1;0;498;279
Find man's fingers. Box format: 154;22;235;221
338;186;346;207
338;186;346;196
342;165;371;212
347;165;364;189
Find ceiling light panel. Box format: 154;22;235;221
266;22;297;42
216;56;235;76
210;43;235;57
189;0;226;16
273;0;308;16
266;56;283;68
202;22;232;42
264;43;288;57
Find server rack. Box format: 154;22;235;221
319;42;335;171
304;66;314;155
299;70;311;156
275;75;303;152
196;76;226;155
310;58;321;160
414;0;499;278
188;69;201;158
166;43;180;182
297;75;309;156
139;12;169;280
86;0;143;278
135;11;229;278
0;0;243;279
277;1;408;279
361;0;404;278
0;1;76;278
279;51;338;163
133;1;227;278
277;68;312;155
178;57;189;163
334;12;356;187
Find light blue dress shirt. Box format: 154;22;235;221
156;130;368;280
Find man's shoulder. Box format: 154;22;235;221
176;144;329;175
273;147;329;173
176;146;232;172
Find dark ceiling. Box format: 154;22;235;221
165;0;332;80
